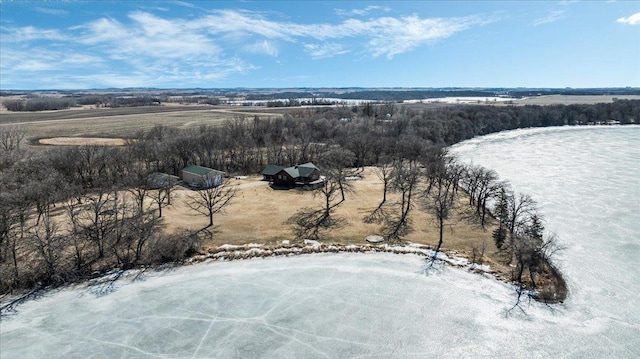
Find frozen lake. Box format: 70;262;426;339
2;125;639;358
450;125;640;357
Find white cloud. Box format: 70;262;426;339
69;73;149;89
79;12;220;59
360;15;493;58
617;12;640;25
193;10;298;40
191;10;492;58
1;47;104;72
77;18;130;44
243;40;279;57
168;1;197;9
13;60;57;72
35;7;69;16
304;43;349;58
335;5;391;17
1;8;495;87
1;25;67;42
532;9;566;26
61;54;105;66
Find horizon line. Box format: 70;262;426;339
2;86;639;92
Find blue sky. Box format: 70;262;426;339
1;1;639;90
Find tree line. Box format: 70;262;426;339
2;95;162;112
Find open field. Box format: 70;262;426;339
0;104;287;148
38;137;128;146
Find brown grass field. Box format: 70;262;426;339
159;168;506;274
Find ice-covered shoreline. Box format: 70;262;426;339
193;242;489;272
0;241;495;314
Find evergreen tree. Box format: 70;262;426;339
493;226;508;249
525;213;544;242
492;187;510;248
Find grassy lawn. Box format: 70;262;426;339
161;167;506;274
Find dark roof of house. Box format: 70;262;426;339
262;164;285;176
182;165;223;176
280;162;318;179
297;163;317;178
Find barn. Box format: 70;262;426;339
182;165;225;188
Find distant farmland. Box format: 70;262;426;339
0;105;287;147
514;94;640;105
2;94;639;148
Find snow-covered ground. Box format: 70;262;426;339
404;96;513;104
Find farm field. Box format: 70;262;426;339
2;94;636;148
513;94;640;105
0;104;287;148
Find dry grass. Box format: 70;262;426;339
38;137;128;146
160;167;507;274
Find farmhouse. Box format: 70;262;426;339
271;162;321;187
182;165;225;188
261;164;284;181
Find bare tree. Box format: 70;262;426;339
74;188;117;259
109;196;162;269
460;164;481;207
474;167;500;227
65;198;93;273
289;148;355;239
30;214;63;284
125;162;154;214
423;168;457;264
0;126;26;153
507;192;537;237
508;218;565;312
364;161;393;223
383;159;420;241
0;188;28;290
149;176;175;218
186;178;237;228
459;163;503;228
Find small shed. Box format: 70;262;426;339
147;172;179;189
262;164;284;181
182;165;225;188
